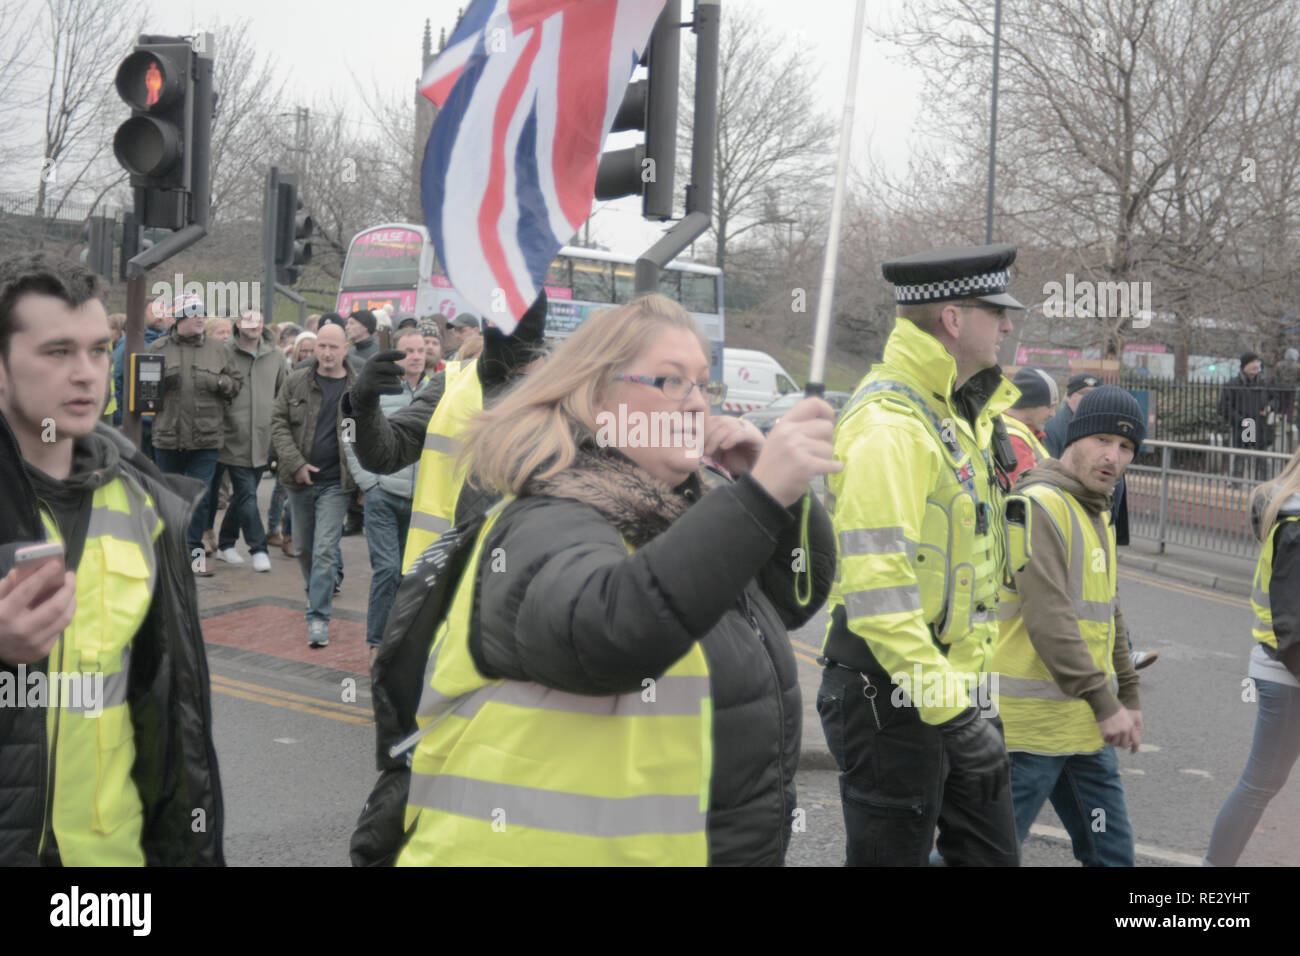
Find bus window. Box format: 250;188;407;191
547;257;572;292
612;263;637;303
572;259;613;302
341;232;423;290
657;270;681;301
680;272;717;313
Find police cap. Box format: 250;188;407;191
881;243;1025;309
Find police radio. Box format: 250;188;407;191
129;353;166;414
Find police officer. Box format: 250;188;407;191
818;244;1025;866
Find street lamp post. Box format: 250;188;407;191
984;0;1002;244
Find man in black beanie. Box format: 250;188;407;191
346;310;381;362
994;384;1146;866
1003;367;1059;483
1218;352;1275;482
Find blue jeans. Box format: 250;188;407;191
218;465;268;554
267;481;290;535
286;482;351;628
1206;679;1300;865
1010;747;1135;866
153;447;219;553
362;487;412;647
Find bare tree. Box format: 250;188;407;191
33;0;144;240
881;0;1300;375
0;1;37;170
205;19;288;225
679;12;836;272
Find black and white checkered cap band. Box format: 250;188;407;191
894;269;1009;303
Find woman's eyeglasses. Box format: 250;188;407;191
613;374;728;404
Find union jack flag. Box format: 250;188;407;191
420;0;667;334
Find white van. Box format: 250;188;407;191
722;348;800;414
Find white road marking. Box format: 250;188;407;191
1029;823;1204;866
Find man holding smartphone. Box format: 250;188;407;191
0;253;223;866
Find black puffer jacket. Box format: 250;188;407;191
0;417;224;865
475;449;834;864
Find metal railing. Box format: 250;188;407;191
1126;439;1292;557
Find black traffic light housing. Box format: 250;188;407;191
274;172;313;286
113;35;214;231
594;0;679;219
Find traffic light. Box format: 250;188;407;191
274;172;313;286
594;0;679;219
112;35;213;230
80;216;114;278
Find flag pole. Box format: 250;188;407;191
806;0;866;398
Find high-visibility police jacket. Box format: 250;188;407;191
398;505;713;866
402;359;480;574
38;475;162;865
822;317;1021;725
1251;510;1300;683
994;482;1117;754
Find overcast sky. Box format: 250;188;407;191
10;0;943;253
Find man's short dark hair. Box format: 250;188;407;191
0;253;105;360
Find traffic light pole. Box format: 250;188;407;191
122;275;146;449
634;0;718;295
262;166;278;319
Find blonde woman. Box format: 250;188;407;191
1205;447;1300;865
386;294;840;866
204;315;233;342
292;331;317;366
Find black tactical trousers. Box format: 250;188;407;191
817;663;1020;866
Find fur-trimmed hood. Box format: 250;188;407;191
523;445;720;549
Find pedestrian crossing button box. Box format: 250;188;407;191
130;352;166;414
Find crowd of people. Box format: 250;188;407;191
0;245;1296;869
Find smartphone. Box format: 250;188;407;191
9;541;66;605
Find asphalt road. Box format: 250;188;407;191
208;562;1296;867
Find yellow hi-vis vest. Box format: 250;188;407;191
1003;414;1050;464
397;504;713;866
824;355;1025;704
402;360;483;574
994;482;1117;754
38;475;162;865
1251;515;1300;649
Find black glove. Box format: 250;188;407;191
938;706;1010;803
352;350;407;409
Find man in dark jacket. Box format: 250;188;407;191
147;294;244;564
346;309;381;362
0;253;223;866
1219;352;1276;481
271;322;357;648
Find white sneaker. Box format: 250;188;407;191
251;551;271;572
216;547;244;565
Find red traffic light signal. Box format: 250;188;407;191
114;48;187;110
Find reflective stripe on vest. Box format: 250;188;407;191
1002;414;1050;464
402;360;483;574
398;504;713;866
830;377;1005;648
39;475;162;865
1252;515;1300;647
993;482;1117;754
